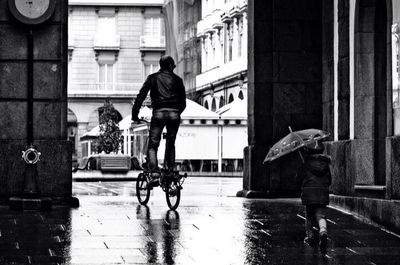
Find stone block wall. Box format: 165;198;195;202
0;0;71;200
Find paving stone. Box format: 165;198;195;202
0;178;399;264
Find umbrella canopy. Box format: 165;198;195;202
263;128;330;163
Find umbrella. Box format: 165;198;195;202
263;128;330;163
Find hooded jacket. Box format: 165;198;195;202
132;69;186;119
297;153;332;205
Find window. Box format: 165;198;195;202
144;16;164;38
97;16;116;46
238;18;243;58
238;90;244;100
228;93;234;103
225;23;233;62
211;98;217;111
98;63;114;90
219;96;225;108
204;101;209;109
143;62;159;80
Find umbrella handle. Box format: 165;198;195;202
298;150;304;163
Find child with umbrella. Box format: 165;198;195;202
296;140;331;254
264;128;331;254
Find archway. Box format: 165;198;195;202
68;109;78;167
219;96;225;108
211;98;217;111
228;93;234;103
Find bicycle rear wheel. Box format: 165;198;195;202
165;180;181;210
136;173;150;205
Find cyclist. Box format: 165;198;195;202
131;55;186;185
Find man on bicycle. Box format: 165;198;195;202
131;55;186;184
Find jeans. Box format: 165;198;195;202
305;205;328;238
148;109;181;171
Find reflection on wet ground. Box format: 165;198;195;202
0;177;400;264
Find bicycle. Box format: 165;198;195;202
133;119;187;210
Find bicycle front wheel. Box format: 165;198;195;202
165;181;181;210
136;173;150;205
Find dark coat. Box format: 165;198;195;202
297;153;332;205
132;69;186;119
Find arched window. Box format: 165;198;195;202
219;96;225;108
238;90;244;100
211;98;217;111
67;109;78;157
204;101;209;109
228;93;234;103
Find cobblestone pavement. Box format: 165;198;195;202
0;177;400;264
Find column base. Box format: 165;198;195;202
236;189;271;198
9;196;79;210
9;196;52;210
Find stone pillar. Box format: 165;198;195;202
322;0;334;134
337;0;350;139
0;0;73;203
238;0;323;198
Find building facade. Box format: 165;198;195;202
196;0;247;111
163;0;202;99
68;0;166;163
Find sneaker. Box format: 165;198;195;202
303;236;315;245
319;233;328;254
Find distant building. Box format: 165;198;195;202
163;0;202;99
196;0;247;111
67;0;166;163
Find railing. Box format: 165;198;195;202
139;36;166;50
68;82;142;95
93;35;121;50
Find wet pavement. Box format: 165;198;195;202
0;177;400;264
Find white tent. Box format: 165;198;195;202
217;99;247;119
81;125;100;139
181;99;219;119
118;106;152;130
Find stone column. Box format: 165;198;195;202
238;0;323;198
337;0;350;139
0;1;73;203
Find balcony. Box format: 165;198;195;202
197;10;223;37
139;36;166;51
196;57;247;90
68;82;142;97
93;35;121;51
222;0;247;22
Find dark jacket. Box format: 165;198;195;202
132;69;186;119
297;153;332;205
